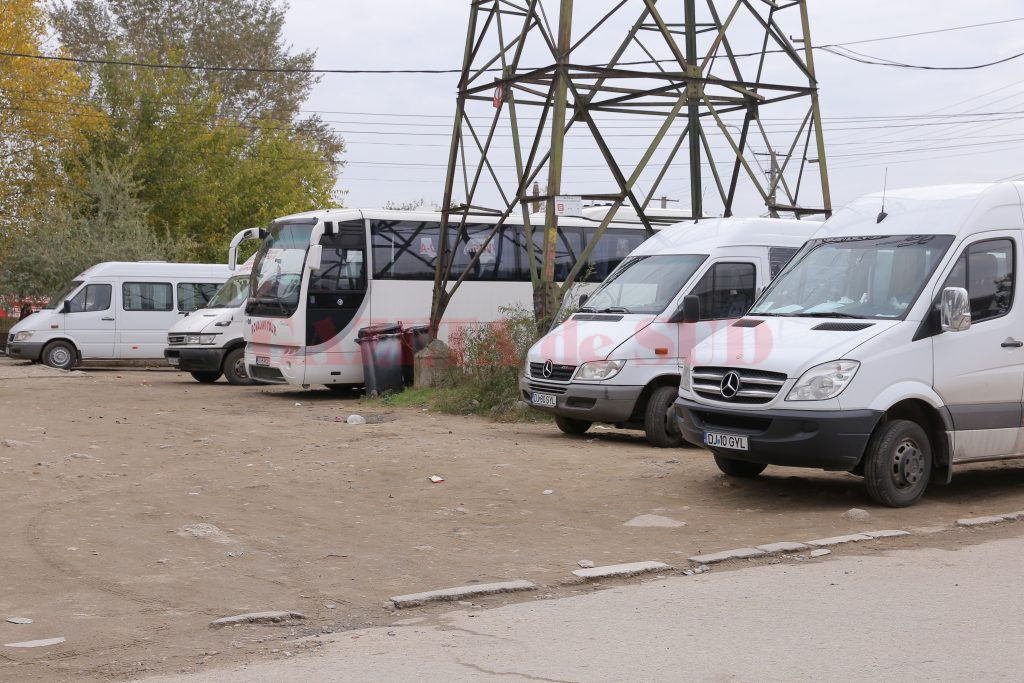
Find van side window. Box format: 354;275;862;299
769;247;799;279
123;282;173;312
177;283;220;312
942;239;1015;323
691;262;757;320
68;284;111;313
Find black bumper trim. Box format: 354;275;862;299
674;396;883;471
8;342;45;362
164;348;225;372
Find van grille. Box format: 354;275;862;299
528;362;576;382
167;334;186;346
692;366;788;405
527;381;569;396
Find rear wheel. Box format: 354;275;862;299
555;415;592;435
644;385;683;448
864;419;931;507
222;348;254;385
713;453;767;478
42;340;76;370
190;370;222;383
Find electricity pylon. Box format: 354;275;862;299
431;0;831;332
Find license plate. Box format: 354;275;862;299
531;392;557;407
167;357;179;366
256;355;270;366
704;431;749;451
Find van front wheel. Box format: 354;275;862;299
555;416;591;435
713;453;767;478
190;370;222;383
43;341;76;370
222;348;254;385
644;385;683;447
864;419;931;508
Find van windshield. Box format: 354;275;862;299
751;235;954;320
581;254;708;315
44;280;83;309
206;275;250;309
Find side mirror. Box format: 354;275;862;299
578;293;589;308
669;294;701;323
940;286;971;332
305;244;323;272
61;300;71;314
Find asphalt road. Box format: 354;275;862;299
160;529;1024;682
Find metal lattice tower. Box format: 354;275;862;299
432;0;832;330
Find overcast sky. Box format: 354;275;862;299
283;0;1024;217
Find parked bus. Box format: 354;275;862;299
243;208;684;390
7;262;228;369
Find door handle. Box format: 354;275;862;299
101;317;115;321
1001;339;1023;348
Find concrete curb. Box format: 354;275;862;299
957;515;1009;527
572;561;673;581
209;611;306;628
805;533;873;547
687;548;764;564
390;580;537;609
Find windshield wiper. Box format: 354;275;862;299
597;307;630;314
578;306;596;313
791;312;865;319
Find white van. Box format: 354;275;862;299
164;228;264;384
6;262;228;369
674;183;1024;507
520;217;820;446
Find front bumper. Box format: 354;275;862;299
8;341;44;362
673;396;883;471
519;376;642;423
164;347;225;372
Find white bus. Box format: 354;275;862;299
242;208;679;390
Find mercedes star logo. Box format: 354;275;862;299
720;370;742;400
542;359;554;378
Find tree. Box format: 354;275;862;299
0;159;182;297
0;0;99;241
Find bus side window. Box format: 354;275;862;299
582;229;645;281
371;220;439;280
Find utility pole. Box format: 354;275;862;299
432;0;832;335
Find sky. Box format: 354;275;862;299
282;0;1024;217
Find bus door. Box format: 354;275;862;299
305;220;368;379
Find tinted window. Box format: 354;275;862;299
68;284;111;312
943;238;1015;323
769;247;799;279
123;282;173;312
691;262;757;320
533;226;584;282
311;226;367;293
371;220;440;280
449;224;520;281
177;283;219;312
582;229;646;281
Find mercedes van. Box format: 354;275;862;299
164;228;264;384
674;183;1024;506
6;262;228;369
520;217;820;446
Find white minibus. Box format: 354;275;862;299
6;262;228;369
242;208;683;390
674;183;1024;506
164;228;265;384
521;217;819;446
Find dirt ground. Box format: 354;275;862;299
3;355;1024;680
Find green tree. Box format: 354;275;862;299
0;159;181;297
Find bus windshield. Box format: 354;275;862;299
581;254;708;315
206;275;250;309
247;221;315;317
750;235;954;320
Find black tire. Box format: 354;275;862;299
644;385;683;448
42;340;76;370
326;384;361;395
863;419;931;507
190;370;222;383
713;453;768;478
222;348;254;385
555;415;592;435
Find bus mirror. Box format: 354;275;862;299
306;244;323;272
941;286;971;332
669;295;700;324
228;249;237;271
61;300;71;314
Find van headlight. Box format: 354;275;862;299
13;331;33;341
787;360;859;401
186;334;219;345
679;358;691;392
576;359;625;381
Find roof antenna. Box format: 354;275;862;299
876;168;889;224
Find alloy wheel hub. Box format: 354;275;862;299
892;439;924;487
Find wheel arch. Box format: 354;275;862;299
628;373;681;423
42;336;81;361
867;398;951;482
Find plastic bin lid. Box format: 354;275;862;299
358;323;402;338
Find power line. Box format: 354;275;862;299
822;45;1024;71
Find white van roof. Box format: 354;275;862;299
817;183;1024;240
75;262;230;279
630;216;821;256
